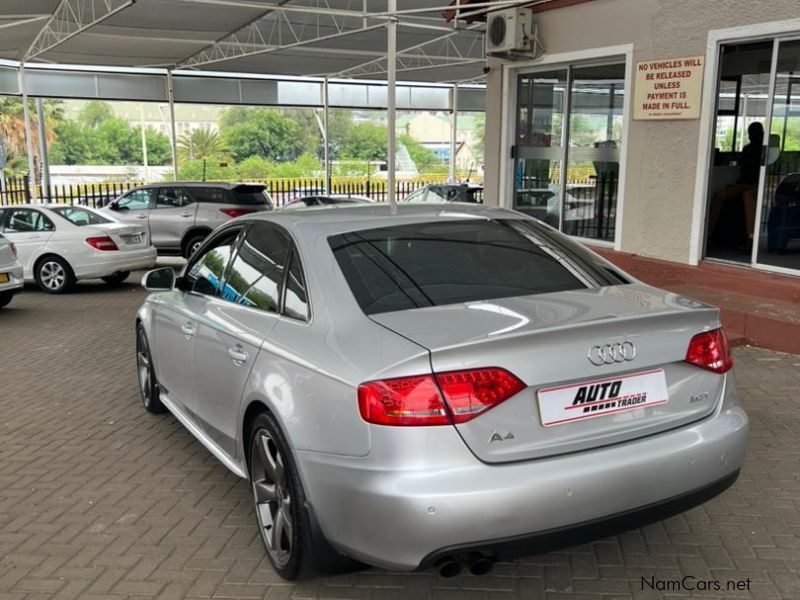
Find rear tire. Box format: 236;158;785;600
136;324;166;414
183;233;207;259
102;271;131;285
0;291;13;309
35;256;75;294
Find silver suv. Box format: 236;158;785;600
102;183;273;257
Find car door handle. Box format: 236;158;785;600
227;345;249;365
136;214;148;220
180;322;196;339
181;213;193;218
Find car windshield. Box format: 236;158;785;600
329;219;625;315
49;206;113;226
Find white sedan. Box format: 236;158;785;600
0;204;157;294
0;232;23;308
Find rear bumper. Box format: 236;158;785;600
0;264;24;293
297;400;748;571
72;247;157;280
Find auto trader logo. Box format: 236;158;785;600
572;380;648;414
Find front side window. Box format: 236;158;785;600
2;209;54;233
50;206;112;226
330;219;620;315
117;189;152;211
185;229;241;296
157;188;193;209
223;223;290;312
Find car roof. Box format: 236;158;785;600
134;182;264;190
238;203;521;237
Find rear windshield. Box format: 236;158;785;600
49;206;112;226
329;219;624;315
232;186;273;207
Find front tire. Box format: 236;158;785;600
35;256;75;294
136;324;166;414
183;233;207;259
102;271;131;285
0;291;13;308
248;412;314;580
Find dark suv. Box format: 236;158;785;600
101;183;273;257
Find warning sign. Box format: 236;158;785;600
633;56;704;120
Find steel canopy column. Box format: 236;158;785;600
19;64;37;201
323;76;331;194
450;83;459;182
36;98;50;199
167;70;179;180
387;0;397;211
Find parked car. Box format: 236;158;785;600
282;194;373;210
0;204;156;293
0;232;23;308
515;186;595;228
101;182;274;258
403;183;484;204
135;204;747;580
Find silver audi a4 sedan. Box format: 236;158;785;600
135;204;748;580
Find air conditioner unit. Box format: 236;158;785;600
485;8;534;56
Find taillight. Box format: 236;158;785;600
85;236;118;251
9;242;16;258
685;328;733;374
358;368;525;426
220;208;258;218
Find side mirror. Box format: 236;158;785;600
142;267;175;291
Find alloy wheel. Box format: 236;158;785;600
251;430;293;568
40;261;66;291
136;328;152;408
190;240;203;256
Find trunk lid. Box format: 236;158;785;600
88;222;149;251
370;283;725;463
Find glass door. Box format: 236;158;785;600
754;39;800;272
513;70;567;229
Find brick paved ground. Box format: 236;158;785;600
1;269;799;600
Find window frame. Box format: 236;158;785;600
155;187;194;210
1;208;55;233
116;187;154;211
279;245;311;323
181;224;248;298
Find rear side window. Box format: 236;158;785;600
189;188;226;204
223;223;290;312
157;188;193;209
329;220;591;315
2;209;54;233
230;185;273;207
283;251;309;321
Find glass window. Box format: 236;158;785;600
329;219;591;315
283;251;309;321
185;229;241;297
403;189;426;203
2;209;54;233
157;188;193;209
189;187;226;204
117;189;151;211
223;223;290;312
50;206;112;226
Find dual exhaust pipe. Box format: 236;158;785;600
435;553;495;578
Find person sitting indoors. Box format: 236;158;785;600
709;121;764;247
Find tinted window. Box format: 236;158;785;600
156;188;193;209
283;251;309;321
466;188;484;204
230;186;272;207
185;229;241;296
118;189;151;210
330;219;592;315
2;209;54;233
50;206;112;226
223;223;290;312
189;187;226;203
403;189;425;203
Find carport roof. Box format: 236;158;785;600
0;0;551;83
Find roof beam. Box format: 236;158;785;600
24;0;136;61
0;15;49;31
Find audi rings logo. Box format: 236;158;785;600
588;341;636;366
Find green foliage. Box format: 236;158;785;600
339;122;387;162
178;127;229;161
79;101;114;128
399;134;443;172
235;155;271;180
176;158;237;181
220;107;315;162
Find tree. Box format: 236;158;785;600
178;127;228;161
339;122;388;162
79;101;114;128
399;134;442;173
0;98;63;176
176;158;237;181
220;108;315;162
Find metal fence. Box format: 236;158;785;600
0;175;469;208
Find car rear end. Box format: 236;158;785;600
71;222;156;279
297;211;748;571
195;184;273;229
0;232;24;299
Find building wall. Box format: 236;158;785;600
485;0;800;264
